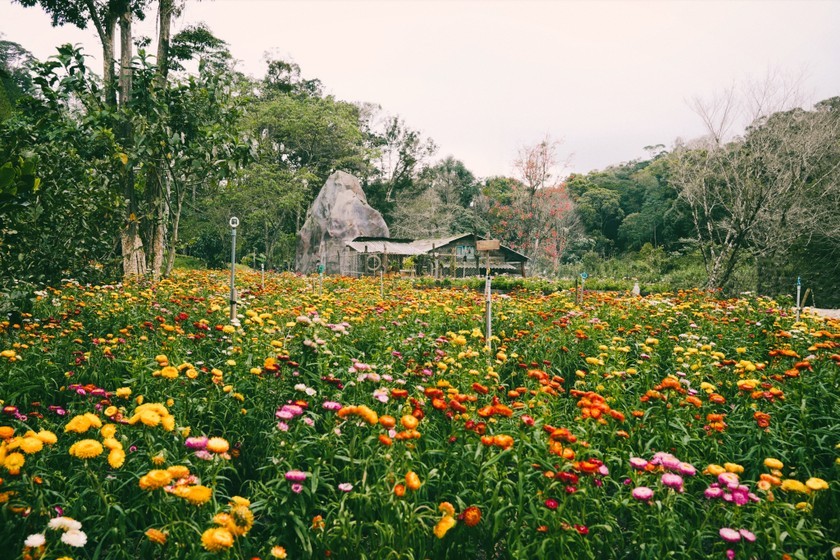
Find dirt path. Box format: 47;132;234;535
805;308;840;320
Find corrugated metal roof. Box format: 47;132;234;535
345;241;426;256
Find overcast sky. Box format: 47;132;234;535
2;0;839;179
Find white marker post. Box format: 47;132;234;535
228;217;239;323
796;276;801;321
476;239;500;361
261;263;265;291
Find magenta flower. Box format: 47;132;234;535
726;549;735;560
632;486;654;501
285;470;307;482
291;483;303;494
322;401;342;411
718;472;740;490
544;498;559;510
719;527;741;543
185;436;208;450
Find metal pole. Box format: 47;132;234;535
380;269;384;299
261;263;265;291
485;274;492;363
796;276;801;321
229;217;239;323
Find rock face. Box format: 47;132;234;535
296;171;389;274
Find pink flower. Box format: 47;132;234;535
185;436;208;450
738;529;756;542
678;462;697;476
338;483;353;492
661;473;684;491
718;472;740;490
285;470;307;482
726;549;735;560
322;401;342;411
291;483;303;494
705;486;724;499
719;527;741;543
629;457;649;470
632;486;654;501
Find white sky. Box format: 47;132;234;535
2;0;839;179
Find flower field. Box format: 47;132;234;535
1;270;838;560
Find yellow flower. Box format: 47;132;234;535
35;430;57;445
0;426;14;439
3;452;25;475
433;514;457;538
182;485;213;506
108;449;126;469
780;479;810;494
704;464;725;476
102;437;122;451
104;406;118;417
64;413;101;433
19;436;43;454
230;496;251;508
206;437;230;454
145;528;167;545
201;527;234;551
167;465;190;479
160;366;179;379
139;469;173;490
763;458;784;470
724;462;744;474
69;439;104;459
115;387;132;398
271;545;288;559
228;505;254;536
100;424;117;439
805;477;828;491
438;501;456;517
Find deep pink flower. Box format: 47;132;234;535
544;498;559;510
291;483;303;494
285;470;307;482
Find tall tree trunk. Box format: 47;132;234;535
118;6;147;276
146;0;176;278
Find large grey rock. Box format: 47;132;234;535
296;171;389;274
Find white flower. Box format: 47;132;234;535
48;517;82;531
24;533;46;547
61;529;88;547
305;387;317;396
294;383;307;392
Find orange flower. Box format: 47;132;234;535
462;506;481;527
379;415;396;429
405;471;421;491
394;483;406;497
400;415;419;430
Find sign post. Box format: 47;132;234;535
228;217;239;324
579;272;588;304
796;276;801;321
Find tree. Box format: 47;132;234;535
0;38;35;119
0;46;123;301
671;80;840;291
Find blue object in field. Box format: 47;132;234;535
580;272;588;280
796;276;801;286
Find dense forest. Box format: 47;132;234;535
2;1;839;308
